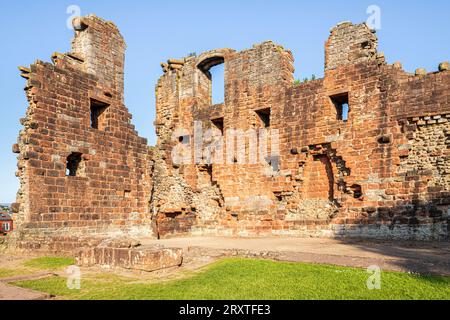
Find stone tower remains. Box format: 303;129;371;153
11;16;449;251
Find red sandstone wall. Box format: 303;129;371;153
11;17;448;243
152;22;449;240
12;15;153;245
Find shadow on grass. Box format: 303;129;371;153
336;237;450;279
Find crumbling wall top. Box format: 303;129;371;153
325;22;382;71
71;14;126;95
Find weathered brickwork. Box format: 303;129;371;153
152;21;449;240
10;16;449;249
11;15;153;250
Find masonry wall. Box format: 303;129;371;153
11;16;449;245
152;22;449;240
11;15;153;250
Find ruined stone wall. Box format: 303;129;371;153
152;42;295;237
152;22;449;240
11;15;153;250
11;16;449;244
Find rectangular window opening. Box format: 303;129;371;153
66;152;85;177
255;108;271;128
330;93;349;122
209;63;225;105
211;117;224;134
90;98;110;130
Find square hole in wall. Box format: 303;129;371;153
265;155;280;172
330;93;349;121
66;152;85;177
211;117;224;134
255;108;271;128
90;98;110;130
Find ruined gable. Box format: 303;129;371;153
11;15;153;250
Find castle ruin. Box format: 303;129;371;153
10;15;450;254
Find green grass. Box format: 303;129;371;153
0;268;23;279
0;257;76;280
13;258;450;300
22;257;76;270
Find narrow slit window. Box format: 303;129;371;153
330;93;349;122
90;98;110;130
255;108;271;128
211;117;224;135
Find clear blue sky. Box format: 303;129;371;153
0;0;448;203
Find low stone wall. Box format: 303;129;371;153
4;234;183;273
77;246;183;272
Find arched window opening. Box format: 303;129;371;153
210;63;224;105
198;56;225;105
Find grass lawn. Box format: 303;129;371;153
13;258;450;300
22;257;76;270
0;268;22;279
0;257;76;279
